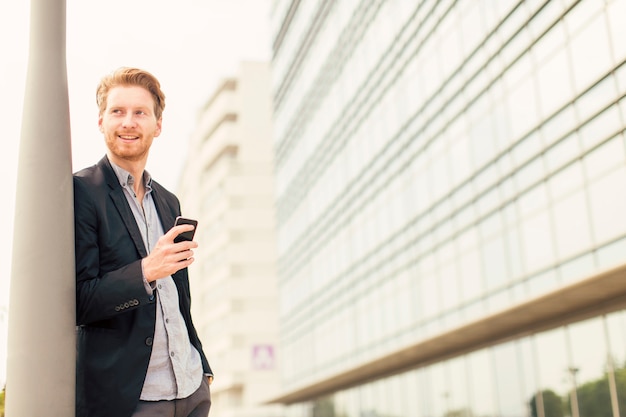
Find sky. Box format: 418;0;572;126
0;0;271;387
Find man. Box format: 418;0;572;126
74;67;213;417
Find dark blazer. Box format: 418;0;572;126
74;155;211;417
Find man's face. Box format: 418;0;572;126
99;85;162;165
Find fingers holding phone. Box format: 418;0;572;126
173;216;198;243
172;217;198;261
142;217;199;282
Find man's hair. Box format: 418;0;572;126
96;67;166;119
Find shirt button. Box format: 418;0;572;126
165;318;169;323
145;337;153;346
158;284;162;290
170;352;175;357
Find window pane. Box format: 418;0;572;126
583;134;625;181
568;13;612;92
605;310;626;374
533;329;570;400
536;47;573;117
552;190;592;259
482;234;509;290
517;338;540;414
417;367;435;416
597;236;626;270
579;106;623;152
448;357;471;416
548;161;584;201
493;342;526;417
588;165;626;244
545;134;581;172
567;318;612;417
459;248;483;302
607;0;626;63
520;210;555;273
467;349;497;416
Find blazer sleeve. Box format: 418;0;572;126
74;176;153;325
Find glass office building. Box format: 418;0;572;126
269;0;626;416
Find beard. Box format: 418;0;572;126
105;133;153;162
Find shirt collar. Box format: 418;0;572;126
109;160;152;192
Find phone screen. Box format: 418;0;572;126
174;217;198;243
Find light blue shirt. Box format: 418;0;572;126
110;162;203;400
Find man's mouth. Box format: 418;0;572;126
118;135;139;141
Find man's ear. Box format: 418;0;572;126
155;118;162;137
98;116;104;133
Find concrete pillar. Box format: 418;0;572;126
6;0;75;415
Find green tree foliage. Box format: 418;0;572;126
445;407;475;417
312;398;336;417
530;390;564;417
530;364;626;417
311;397;350;417
575;375;612;417
566;365;626;417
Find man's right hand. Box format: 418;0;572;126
141;224;198;282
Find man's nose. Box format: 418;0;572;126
122;113;136;127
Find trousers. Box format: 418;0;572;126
131;377;211;417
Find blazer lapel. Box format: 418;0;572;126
151;184;176;233
100;157;149;258
110;188;148;258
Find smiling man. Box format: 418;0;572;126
73;67;213;417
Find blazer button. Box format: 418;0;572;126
145;337;153;346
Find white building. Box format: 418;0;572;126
178;61;283;417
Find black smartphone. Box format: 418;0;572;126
174;216;198;243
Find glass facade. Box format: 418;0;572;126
269;0;626;415
281;312;626;416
